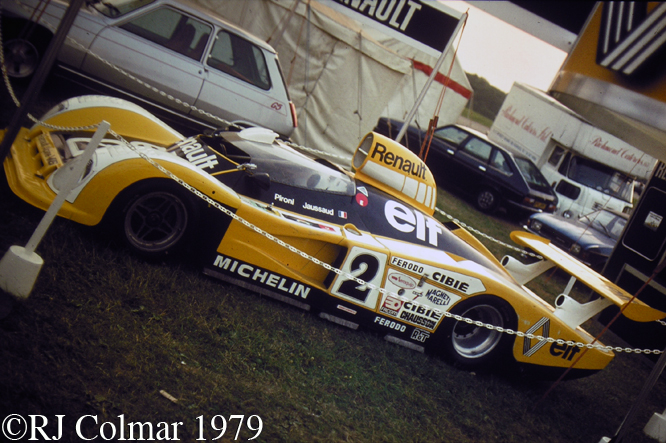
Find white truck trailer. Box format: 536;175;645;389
488;82;656;218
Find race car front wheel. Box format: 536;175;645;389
119;181;199;257
441;295;517;371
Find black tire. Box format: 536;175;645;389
475;188;499;213
441;295;517;371
4;37;40;78
117;181;199;257
2;20;52;80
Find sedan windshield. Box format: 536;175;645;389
514;157;552;193
90;0;156;17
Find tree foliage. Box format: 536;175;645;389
466;73;507;122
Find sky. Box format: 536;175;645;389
441;1;569;93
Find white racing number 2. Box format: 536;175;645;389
331;247;387;310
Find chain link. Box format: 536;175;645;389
1;1;661;355
104;130;663;356
434;207;544;259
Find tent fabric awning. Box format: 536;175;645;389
192;0;472;161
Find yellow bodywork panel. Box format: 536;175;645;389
437;259;615;370
216;202;345;288
512;231;666;322
3;128;241;226
29;107;183;147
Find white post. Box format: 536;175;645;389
0;121;111;299
644;407;666;442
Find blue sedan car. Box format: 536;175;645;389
524;209;628;270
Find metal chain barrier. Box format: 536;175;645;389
97;130;666;356
434;207;544;259
0;1;662;356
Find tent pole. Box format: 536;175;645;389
395;13;467;144
270;0;301;48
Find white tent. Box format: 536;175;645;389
193;0;472;162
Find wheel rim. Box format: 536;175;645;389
4;39;39;78
477;190;496;210
452;304;504;359
124;191;188;253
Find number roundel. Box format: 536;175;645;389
332;247;388;309
337;254;381;302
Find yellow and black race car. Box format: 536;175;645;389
3;96;663;378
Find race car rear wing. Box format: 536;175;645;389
505;231;666;328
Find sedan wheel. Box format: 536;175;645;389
4;38;40;78
123;190;190;255
476;188;499;213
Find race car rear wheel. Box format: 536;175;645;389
119;181;199;257
442;295;517;370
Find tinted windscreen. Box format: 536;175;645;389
581;210;627;240
515;158;552;192
566;156;633;203
433;126;469;144
249;141;354;195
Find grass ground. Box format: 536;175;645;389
1;77;666;442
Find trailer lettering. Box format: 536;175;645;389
655;162;666;181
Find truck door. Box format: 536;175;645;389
547;150;587;217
